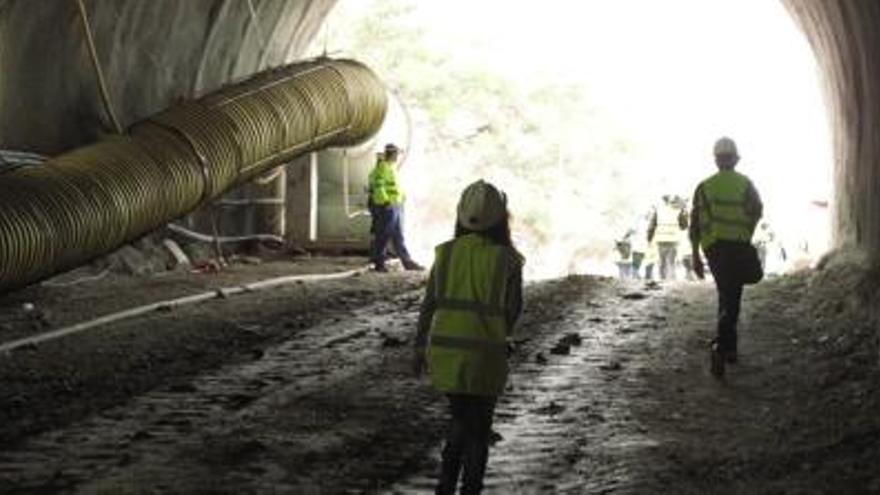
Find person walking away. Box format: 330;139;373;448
637;208;660;280
643;238;658;280
630;210;654;279
690;137;763;376
649;195;688;280
368;143;423;272
414;179;524;494
679;207;696;281
614;230;634;279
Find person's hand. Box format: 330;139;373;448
412;349;427;377
693;253;705;280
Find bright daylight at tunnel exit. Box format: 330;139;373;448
1;0;879;494
315;0;833;279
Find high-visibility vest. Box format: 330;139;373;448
427;234;514;396
654;203;683;243
697;170;756;250
368;160;403;206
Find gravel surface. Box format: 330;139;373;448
0;256;878;493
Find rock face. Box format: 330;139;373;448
0;0;336;154
783;1;880;258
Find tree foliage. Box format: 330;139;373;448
316;0;645;275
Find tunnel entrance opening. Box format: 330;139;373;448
317;0;832;279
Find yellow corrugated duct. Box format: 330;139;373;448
0;58;387;293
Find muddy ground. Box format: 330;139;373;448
0;254;878;493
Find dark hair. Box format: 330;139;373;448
454;212;514;248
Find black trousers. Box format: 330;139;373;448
436;393;497;495
706;241;749;354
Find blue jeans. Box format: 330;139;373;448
372;205;411;267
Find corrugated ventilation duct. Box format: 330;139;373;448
0;57;387;293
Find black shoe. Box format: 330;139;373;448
402;260;425;271
710;341;725;377
374;264;388;273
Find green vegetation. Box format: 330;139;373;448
313;0;646;276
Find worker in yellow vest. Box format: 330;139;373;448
414;179;524;494
630;209;654;279
679;202;697;281
690;137;763;376
368;143;423;272
648;194;688;280
643;236;659;280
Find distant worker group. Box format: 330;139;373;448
614;195;691;282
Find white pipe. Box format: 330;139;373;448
0;150;47;165
308;152;319;242
342;149;371;220
0;150;48;173
74;0;123;134
0;265;370;355
216;198;285;206
40;268;111;288
246;0;269;60
253;166;283;185
166;223;285;245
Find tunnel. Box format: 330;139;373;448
0;1;878;492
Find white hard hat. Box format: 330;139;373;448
457;180;507;232
714;137;738;157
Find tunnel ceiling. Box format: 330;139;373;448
1;0;879;258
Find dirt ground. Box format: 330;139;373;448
0;254;878;493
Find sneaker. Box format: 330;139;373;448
402;260;425;271
710;341;725;377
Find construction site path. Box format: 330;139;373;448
0;261;878;493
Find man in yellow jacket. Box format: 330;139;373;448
414;179;524;494
368;143;423;272
648;194;688;280
690;137;763;376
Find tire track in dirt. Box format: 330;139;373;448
2;275;666;493
390;277;670;493
0;290;426;492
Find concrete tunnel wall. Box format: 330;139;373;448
783;1;880;259
0;0;339;251
1;0;879;261
0;0;335;154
